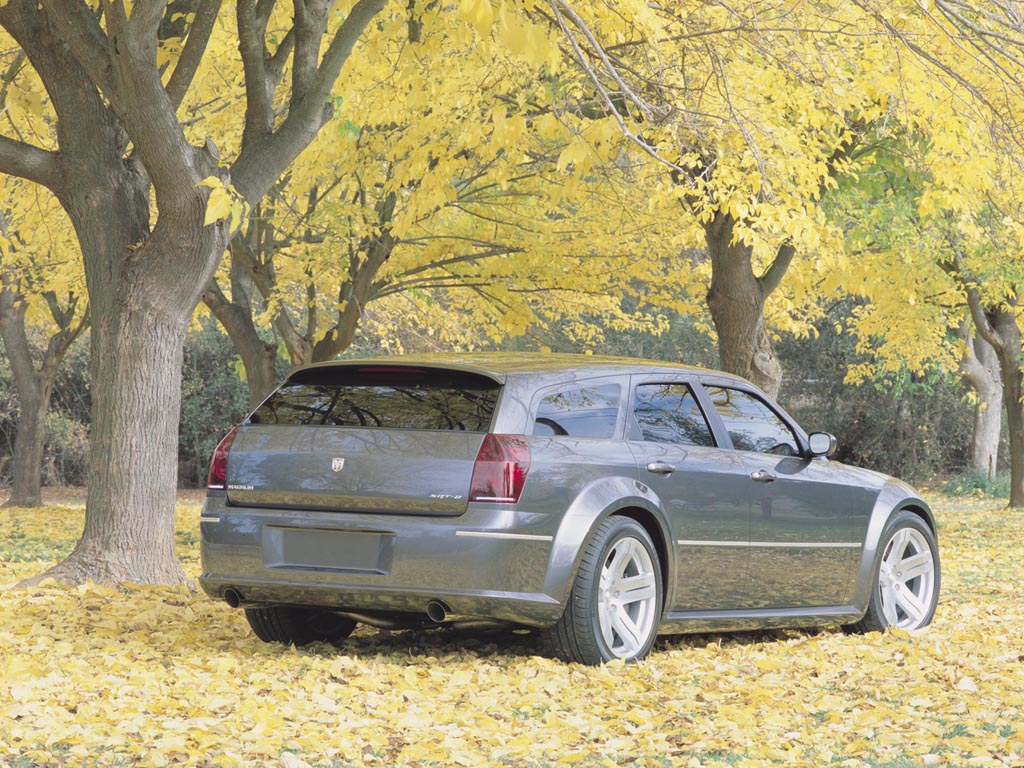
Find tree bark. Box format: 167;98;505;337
1;0;385;585
988;311;1024;508
0;288;54;507
957;321;1002;481
963;289;1024;507
202;276;278;408
703;211;792;399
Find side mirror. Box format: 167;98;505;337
807;432;837;458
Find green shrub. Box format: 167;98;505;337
941;471;1012;499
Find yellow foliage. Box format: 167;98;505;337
2;496;1024;766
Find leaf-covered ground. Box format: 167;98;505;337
1;494;1022;768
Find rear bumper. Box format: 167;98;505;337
197;493;564;626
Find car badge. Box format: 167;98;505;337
331;458;346;473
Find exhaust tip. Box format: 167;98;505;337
223;588;242;609
426;600;448;623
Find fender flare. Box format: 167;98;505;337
849;479;937;614
542;475;674;611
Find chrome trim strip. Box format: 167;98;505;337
200;516;221;524
677;539;861;549
456;531;554;542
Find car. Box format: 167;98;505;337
198;353;940;665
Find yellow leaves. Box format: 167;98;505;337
197;176;249;231
3;495;1024;767
459;0;495;36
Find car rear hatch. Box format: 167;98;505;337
224;365;502;516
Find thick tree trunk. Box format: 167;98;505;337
1007;391;1024;508
64;297;189;583
958;325;1002;481
703;212;791;399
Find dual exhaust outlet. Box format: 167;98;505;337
222;588;454;624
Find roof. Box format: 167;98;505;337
291;351;717;381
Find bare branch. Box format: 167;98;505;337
237;0;274;136
0;135;62;191
545;0;687;176
165;0;222;110
758;241;795;298
295;0;385;116
232;0;385;202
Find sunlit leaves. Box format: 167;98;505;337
197;177;249;231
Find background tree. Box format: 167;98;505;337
0;154;90;511
539;0;900;397
0;0;388;585
205;5;677;405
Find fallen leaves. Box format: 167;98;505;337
0;496;1022;766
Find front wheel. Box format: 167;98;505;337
545;517;663;665
846;510;940;634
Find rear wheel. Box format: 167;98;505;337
244;606;357;646
846;510;939;633
545;517;663;665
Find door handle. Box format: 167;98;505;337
646;461;676;475
750;469;776;483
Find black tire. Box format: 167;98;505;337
244;606;357;646
544;516;663;665
845;510;940;634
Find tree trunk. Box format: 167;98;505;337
3;376;52;508
703;212;792;399
0;283;80;508
61;285;189;582
2;0;385;586
964;297;1024;508
0;287;44;508
991;312;1024;508
958;324;1002;481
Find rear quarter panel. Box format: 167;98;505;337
519;435;673;610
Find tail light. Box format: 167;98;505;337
469;434;531;504
207;426;239;490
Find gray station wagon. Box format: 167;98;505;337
199;353;940;664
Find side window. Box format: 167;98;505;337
532;384;621;439
630;383;714;447
704;386;799;456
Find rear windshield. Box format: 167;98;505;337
249;366;500;432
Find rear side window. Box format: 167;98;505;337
532;383;621;439
630;383;714;446
249;367;500;431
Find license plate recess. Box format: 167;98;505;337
262;527;393;574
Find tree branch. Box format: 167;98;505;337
758;241;795;298
40;0;120;109
0;135;62;191
165;0;222;110
237;0;274;137
293;0;385;117
953;253;1003;352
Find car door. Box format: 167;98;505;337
700;383;874;608
626;376;755;611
